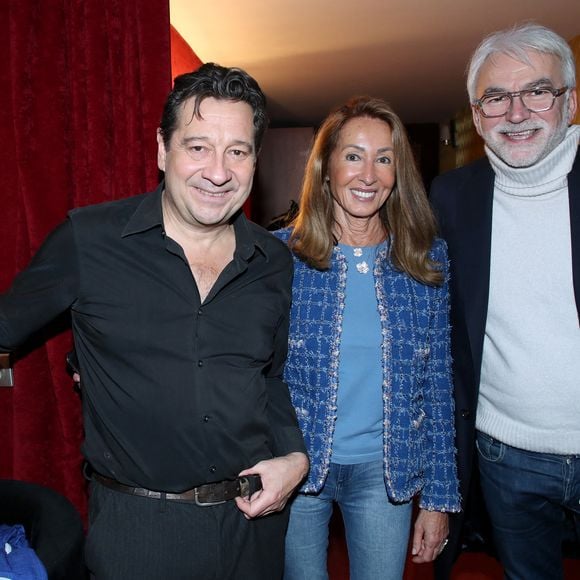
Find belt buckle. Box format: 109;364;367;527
239;476;250;498
193;486;227;507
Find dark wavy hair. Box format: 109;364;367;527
158;63;268;152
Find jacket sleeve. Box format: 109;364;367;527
0;219;79;351
419;241;461;512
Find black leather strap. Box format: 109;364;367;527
93;473;262;505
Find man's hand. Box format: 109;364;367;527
411;509;449;563
234;452;309;519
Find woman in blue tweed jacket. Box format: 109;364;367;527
274;97;460;580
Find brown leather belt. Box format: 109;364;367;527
93;473;262;506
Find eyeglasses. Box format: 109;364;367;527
473;86;568;118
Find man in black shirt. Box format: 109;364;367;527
0;63;308;579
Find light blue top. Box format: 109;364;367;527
332;244;384;464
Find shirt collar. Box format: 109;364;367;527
232;209;267;262
121;183;165;237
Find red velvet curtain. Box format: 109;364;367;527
0;0;171;516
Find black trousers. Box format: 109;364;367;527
85;480;289;579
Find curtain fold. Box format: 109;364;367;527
0;0;171;517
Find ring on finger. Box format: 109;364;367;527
436;538;449;556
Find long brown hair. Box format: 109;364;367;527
290;96;442;286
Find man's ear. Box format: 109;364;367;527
471;106;483;137
157;129;167;172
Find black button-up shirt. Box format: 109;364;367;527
0;185;305;492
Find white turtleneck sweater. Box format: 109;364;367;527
477;125;580;454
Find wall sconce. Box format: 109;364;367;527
439;122;455;147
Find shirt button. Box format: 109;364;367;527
202;415;210;423
209;465;217;473
103;452;112;460
198;360;203;367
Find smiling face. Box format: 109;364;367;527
157;97;257;232
328;116;396;236
472;50;577;167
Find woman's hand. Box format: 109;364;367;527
411;509;449;563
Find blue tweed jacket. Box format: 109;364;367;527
274;228;460;512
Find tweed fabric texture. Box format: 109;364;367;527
274;229;460;512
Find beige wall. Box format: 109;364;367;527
252;127;314;227
571;35;580;125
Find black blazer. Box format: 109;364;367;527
429;148;580;577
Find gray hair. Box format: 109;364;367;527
467;23;576;101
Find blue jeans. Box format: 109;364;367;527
284;460;412;580
477;431;580;580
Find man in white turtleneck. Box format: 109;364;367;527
431;23;580;580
